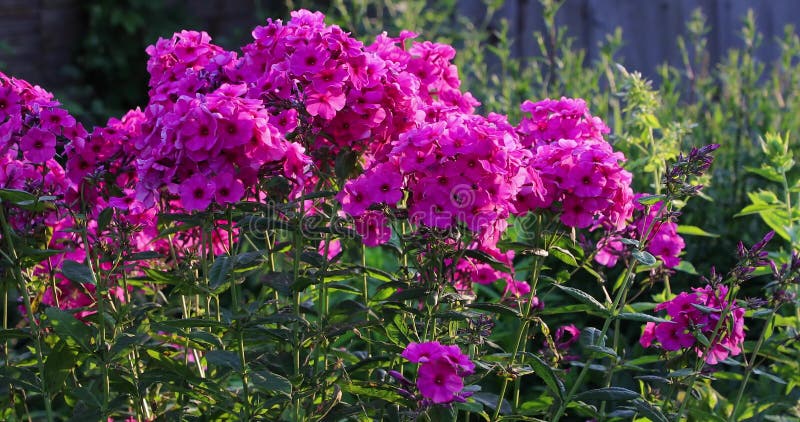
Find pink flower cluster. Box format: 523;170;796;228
146;30;238;106
134;84;310;210
0;72;80;232
339;112;541;247
401;341;475;404
596;196;685;268
640;284;746;364
515;98;634;230
237;10;422;168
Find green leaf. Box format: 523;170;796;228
0;189;54;211
44;340;80;394
44;307;94;352
574;387;639;402
677;225;719;237
61;260;96;285
585;345;617;358
551;284;609;316
96;207;114;233
340;381;407;403
208;255;234;291
617;312;670;323
466;302;522;318
550;246;578;267
580;327;606;347
693;331;711;347
386;287;429;302
204;350;241;369
251;369;292;397
631;250;657;266
637;194;666;206
471;392;511;415
630;398;670;422
753;368;787;384
0;189;36;204
745;166;784;183
734;203;782;217
123;251;162;262
519;352;564;400
641;113;661;129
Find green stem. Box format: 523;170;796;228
551;256;638;422
361;243;371;356
492;252;545;421
239;330;252;420
727;306;779;421
0;206;53;422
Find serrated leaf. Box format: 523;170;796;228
574;386;639;401
61;260;96;285
552;284;609;316
466;302;521;318
631;250;657;266
677;225;719;238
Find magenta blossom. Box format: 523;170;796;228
402;341;474;404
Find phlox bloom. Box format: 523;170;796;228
20;127;56;163
416;359;464;404
179;173;216;211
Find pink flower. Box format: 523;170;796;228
213;171;245;204
289;43;329;75
306;88;346;120
318;238;341;261
402;341;445;363
20;127;56;162
416;359;464;404
402;341;474;404
354;211;391;247
179;173;216;211
654;316;696;351
640;322;656;348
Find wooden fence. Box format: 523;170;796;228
1;1;798;90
